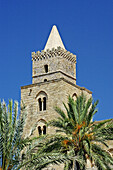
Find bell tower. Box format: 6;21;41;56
21;25;92;138
32;25;76;85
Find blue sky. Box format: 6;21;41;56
0;0;113;120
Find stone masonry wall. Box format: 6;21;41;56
21;78;92;138
33;71;76;84
32;52;76;84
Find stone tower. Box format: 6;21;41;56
21;25;92;138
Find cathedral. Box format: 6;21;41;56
21;25;113;169
21;25;92;138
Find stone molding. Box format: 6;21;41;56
21;77;92;94
32;70;76;81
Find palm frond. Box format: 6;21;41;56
47;94;113;170
86;100;99;126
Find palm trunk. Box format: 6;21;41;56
73;160;77;170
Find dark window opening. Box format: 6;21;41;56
44;65;48;73
38;126;42;136
38;98;42;111
43;125;46;135
28;89;32;96
43;97;46;110
44;79;47;82
22;153;25;160
72;93;77;97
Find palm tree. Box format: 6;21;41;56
47;94;113;170
0;100;71;170
0;100;37;170
16;139;70;170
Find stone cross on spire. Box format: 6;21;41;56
44;25;65;51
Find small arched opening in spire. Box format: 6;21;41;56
44;79;47;82
44;65;48;73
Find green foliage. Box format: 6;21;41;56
47;94;113;170
1;94;113;170
0;100;36;170
16;135;72;170
0;100;70;170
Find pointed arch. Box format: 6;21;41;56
72;93;77;101
37;119;47;136
37;119;47;124
36;91;48;111
35;91;48;99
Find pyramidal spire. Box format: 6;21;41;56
44;25;65;51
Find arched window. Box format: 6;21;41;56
43;125;46;135
43;97;46;110
44;65;48;73
38;98;42;111
36;91;48;112
38;126;42;136
44;79;47;82
37;120;47;136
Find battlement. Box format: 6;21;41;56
32;46;76;63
